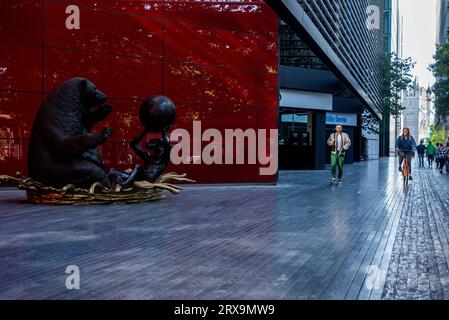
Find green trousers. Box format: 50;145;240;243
331;153;345;179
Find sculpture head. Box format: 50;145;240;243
139;95;176;133
78;78;107;109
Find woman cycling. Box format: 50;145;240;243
395;127;417;180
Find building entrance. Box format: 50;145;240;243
279;109;314;170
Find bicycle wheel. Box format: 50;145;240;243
403;160;409;186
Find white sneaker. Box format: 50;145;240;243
331;178;336;184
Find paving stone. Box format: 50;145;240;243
0;158;449;299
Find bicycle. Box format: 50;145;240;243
402;152;413;186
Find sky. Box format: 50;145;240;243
399;0;438;88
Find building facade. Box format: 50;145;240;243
362;0;402;160
0;0;278;184
419;88;435;142
383;0;404;155
402;80;421;142
402;79;435;142
438;0;449;45
0;0;387;183
269;0;384;168
384;0;402;57
436;0;449;133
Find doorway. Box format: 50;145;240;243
279;108;314;170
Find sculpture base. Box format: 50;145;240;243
0;172;194;205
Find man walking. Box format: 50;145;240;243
327;124;351;184
416;140;426;168
426;141;437;168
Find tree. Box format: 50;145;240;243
361;107;380;135
428;124;446;145
378;53;415;154
363;53;414;149
429;43;449;122
385;53;415;133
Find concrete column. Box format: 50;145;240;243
313;111;326;170
353;114;362;163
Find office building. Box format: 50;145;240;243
268;0;384;168
0;0;387;183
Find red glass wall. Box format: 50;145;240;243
0;0;278;183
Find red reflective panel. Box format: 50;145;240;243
166;162;260;183
258;32;278;76
0;0;42;45
165;0;260;32
164;103;275;183
45;1;163;59
0;0;280;184
169;104;258;137
165;63;257;107
258;107;278;130
48;0;163;18
0;43;42;92
170;104;201;135
257;135;278;183
260;1;279;35
259;71;278;109
0;138;30;177
44;48;163;99
0;91;41;139
0;92;41;176
199;105;258;130
165;21;257;69
90;97;142;141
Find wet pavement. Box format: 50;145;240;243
1;157;449;300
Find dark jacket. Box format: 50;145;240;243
416;144;426;155
395;135;416;152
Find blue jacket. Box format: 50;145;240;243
395;135;416;152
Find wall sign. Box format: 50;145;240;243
326;113;357;127
281;114;308;123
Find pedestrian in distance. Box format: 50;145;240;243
426;140;437;168
327;124;351;184
436;143;449;174
446;142;449;174
361;135;368;161
416;139;426;168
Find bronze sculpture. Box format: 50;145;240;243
110;96;176;188
28;77;114;189
0;78;192;204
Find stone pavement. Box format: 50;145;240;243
1;157;449;300
382;161;449;299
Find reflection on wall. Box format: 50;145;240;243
0;0;278;183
